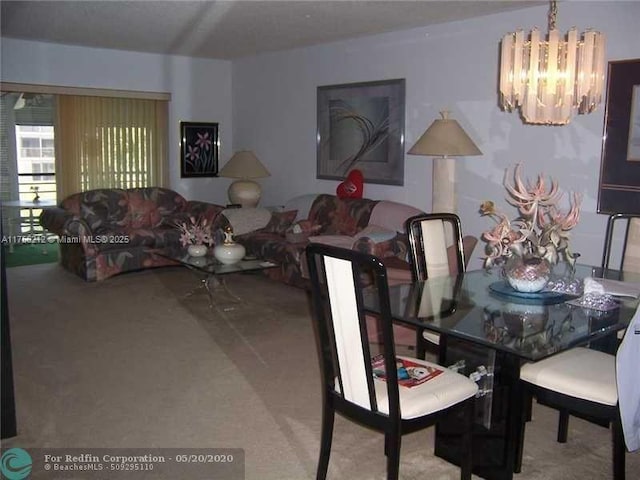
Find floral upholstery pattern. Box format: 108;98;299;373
235;194;422;288
41;187;226;282
261;210;298;235
308;194;376;235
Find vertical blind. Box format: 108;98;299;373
56;95;168;198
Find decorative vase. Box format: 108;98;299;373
504;255;551;293
214;242;245;265
213;227;245;265
187;244;207;257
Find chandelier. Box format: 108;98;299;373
499;0;606;125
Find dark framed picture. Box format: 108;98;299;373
180;121;219;178
317;79;405;185
597;59;640;214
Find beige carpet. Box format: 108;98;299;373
4;263;639;479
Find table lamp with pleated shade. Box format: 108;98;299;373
219;150;270;207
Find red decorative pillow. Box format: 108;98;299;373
261;210;298;235
336;169;364;199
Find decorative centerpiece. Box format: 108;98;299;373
175;216;214;257
31;185;40;203
480;164;582;293
214;226;246;265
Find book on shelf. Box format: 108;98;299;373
371;354;443;388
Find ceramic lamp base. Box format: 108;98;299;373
228;180;261;207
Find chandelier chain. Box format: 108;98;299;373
548;0;557;31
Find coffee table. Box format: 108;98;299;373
152;248;277;308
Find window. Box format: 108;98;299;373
1;83;170;205
15;124;56;194
57;95;168;196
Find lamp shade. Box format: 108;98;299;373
408;111;482;157
219;150;270;179
407;111;482;215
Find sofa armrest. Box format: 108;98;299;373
63;217;93;238
352;232;409;260
39;207;73;236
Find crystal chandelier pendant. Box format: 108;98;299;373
499;0;606;125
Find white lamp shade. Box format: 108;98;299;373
408;111;482;157
219;150;270;179
408;111;482;214
219;151;269;207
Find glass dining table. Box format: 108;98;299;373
364;263;640;480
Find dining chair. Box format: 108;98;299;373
406;213;472;359
514;309;640;479
305;243;478;480
602;213;640;274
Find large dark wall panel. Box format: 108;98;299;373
1;207;17;439
598;59;640;214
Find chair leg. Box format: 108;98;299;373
557;410;569;443
416;329;427;360
460;398;475;480
612;415;626;480
384;431;402;480
514;389;531;473
316;403;335;480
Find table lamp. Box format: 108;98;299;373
218;150;270;207
408;110;482;213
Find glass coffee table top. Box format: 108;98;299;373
160;250;277;275
151;248;278;308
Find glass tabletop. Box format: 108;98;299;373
372;264;640;361
152;248;277;276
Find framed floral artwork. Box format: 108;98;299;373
597;59;640;214
316;79;405;185
180;121;219;178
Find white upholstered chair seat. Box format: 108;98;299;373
520;347;617;406
336;356;478;419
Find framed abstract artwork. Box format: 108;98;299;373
180;121;219;178
597;59;640;214
316;79;405;185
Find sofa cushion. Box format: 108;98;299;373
369;200;424;233
308;194;377;236
127;188;188;229
308;235;355;250
222;207;272;235
283;194;320;222
261;210;298;235
61;188;130;230
285;220;322;243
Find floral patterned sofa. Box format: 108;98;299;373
40;187;227;282
233;194;426;288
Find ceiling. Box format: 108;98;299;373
1;0;543;60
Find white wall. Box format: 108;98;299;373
0;38;233;204
2;2;639;269
232;1;640;269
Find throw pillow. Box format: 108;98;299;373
222;207;272;236
285;219;322;243
261;210;298;235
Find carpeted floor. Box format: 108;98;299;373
4;263;638;479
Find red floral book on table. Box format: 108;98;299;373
371;354;443;388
